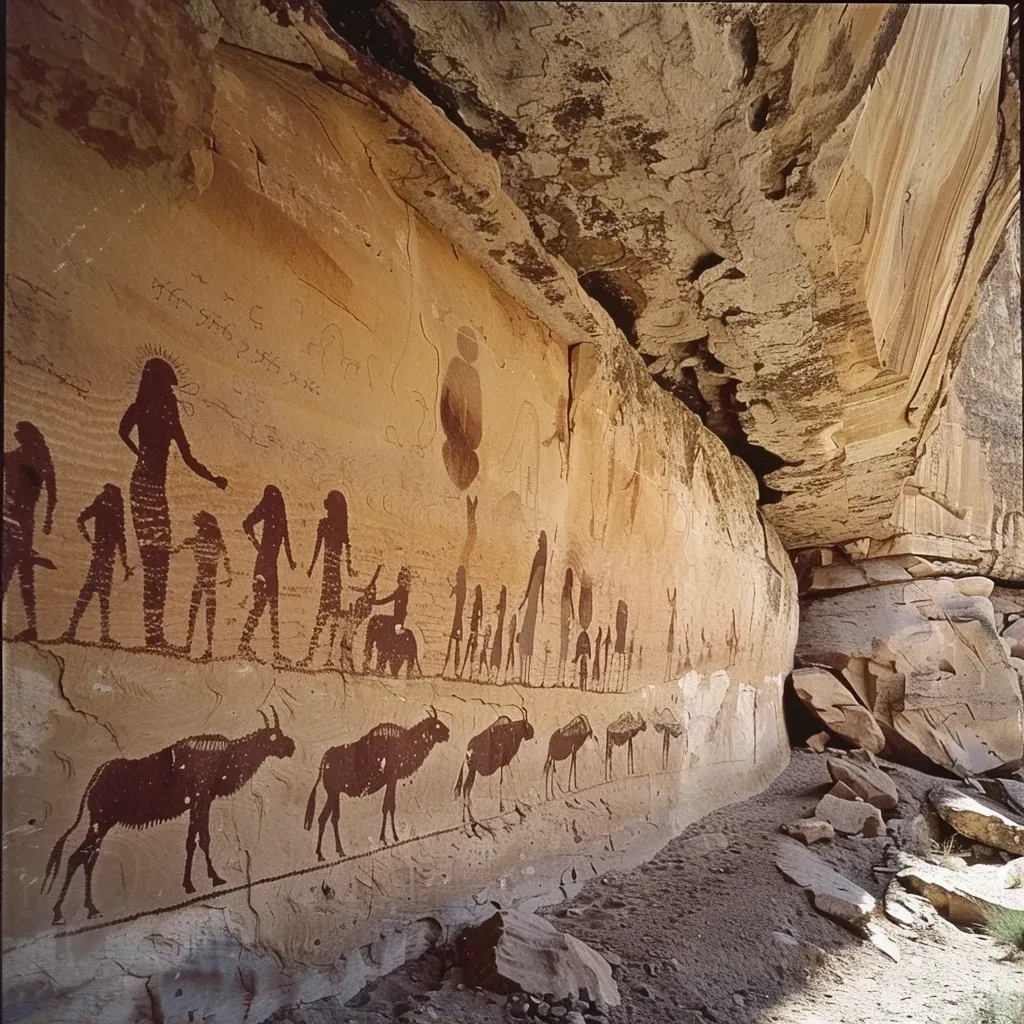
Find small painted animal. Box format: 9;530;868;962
604;712;646;780
651;707;684;770
543;714;594;800
454;708;534;832
304;709;449;860
42;707;294;925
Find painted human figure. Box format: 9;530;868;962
573;629;592;691
603;626;611;682
238;485;295;664
665;586;679;682
557;567;575;686
60;484;132;646
613;600;628;691
172;511;231;661
3;421;57;641
574;580;593;690
301;490;357;668
504;612;517;683
441;565;467;678
489;585;507;683
478;623;492;679
593;626;603;688
460;584;484;679
517;531;547;685
439;326;484;490
119;358;227;648
373;565;412;632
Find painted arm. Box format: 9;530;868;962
307;522;324;577
116;522;131;579
220;539;233;584
344;541;355;578
171;408;228;490
76;502;97;546
41;459;57;535
282;521;296;571
373;588;398;607
242;507;262;553
118;404;141;459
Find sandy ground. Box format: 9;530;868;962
269;750;1024;1024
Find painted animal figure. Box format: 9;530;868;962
42;707;295;925
304;709;449;860
543;714;594;800
651;707;684;769
604;712;646;780
454;709;534;833
334;564;382;674
363;616;421;678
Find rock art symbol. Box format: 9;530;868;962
605;712;646;780
304;709;450;859
454;708;534;834
42;707;295;924
3;420;57;642
543;714;595;799
440;326;483;490
60;484;133;647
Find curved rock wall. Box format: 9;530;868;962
350;1;1019;549
2;3;796;1021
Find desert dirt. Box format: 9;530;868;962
269;750;1024;1024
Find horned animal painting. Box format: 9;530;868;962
454;709;534;834
605;711;646;780
304;709;450;860
41;707;295;924
543;714;594;800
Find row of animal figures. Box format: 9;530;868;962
41;705;686;925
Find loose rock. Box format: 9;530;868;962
929;787;1024;855
792;667;886;753
828;758;899;810
780;819;836;845
454;910;620;1006
815;793;886;836
776;836;876;925
864;921;901;962
896;856;1024;926
828;780;861;801
807;731;831;753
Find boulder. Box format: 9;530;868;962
815;794;886;837
883;880;946;929
828;780;861;801
895;857;1024;927
798;579;1024;775
454;910;620;1006
791;667;885;753
775;837;876;926
929;788;1024;855
1003;618;1024;659
827;759;899;811
780;819;836;845
807;731;831;753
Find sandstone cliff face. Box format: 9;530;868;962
3;3;796;1022
340;2;1020;551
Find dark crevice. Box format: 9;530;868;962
644;356;793;506
577;269;641;344
687;252;725;282
320;1;528;156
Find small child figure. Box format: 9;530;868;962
60;484;132;646
173;510;232;660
